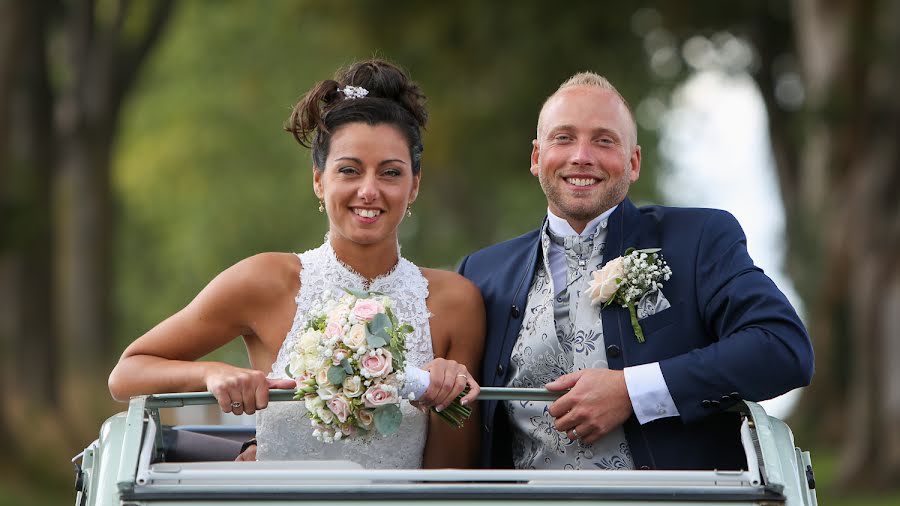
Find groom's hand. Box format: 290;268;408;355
545;369;633;445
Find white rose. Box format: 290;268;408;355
342;375;365;398
301;329;324;352
587;257;625;305
343;324;368;349
317;383;339;400
305;396;325;412
316;367;330;386
288;353;306;377
317;407;335;424
304;352;324;371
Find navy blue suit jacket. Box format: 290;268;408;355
458;198;814;470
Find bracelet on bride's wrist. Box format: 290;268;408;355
240;437;257;453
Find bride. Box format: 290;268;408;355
108;59;485;469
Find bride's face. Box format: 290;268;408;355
314;122;419;247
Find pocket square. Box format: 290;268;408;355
636;289;671;320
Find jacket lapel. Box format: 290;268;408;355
600;199;655;468
600;199;641;360
497;220;545;381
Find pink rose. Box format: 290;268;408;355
351;299;384;322
360;349;393;378
326;395;352;423
331;349;348;366
363;384;398;408
356;409;374;427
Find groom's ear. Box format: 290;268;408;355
629;144;642;183
530;139;540;177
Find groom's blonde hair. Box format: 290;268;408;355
536;71;637;149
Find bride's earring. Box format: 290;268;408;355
406;205;412;217
318;200;325;213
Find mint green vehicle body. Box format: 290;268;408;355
74;389;817;505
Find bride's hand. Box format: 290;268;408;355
419;359;480;412
205;364;296;415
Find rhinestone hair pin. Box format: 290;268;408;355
340;85;369;99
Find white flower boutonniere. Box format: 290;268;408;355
587;247;672;343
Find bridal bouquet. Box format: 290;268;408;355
286;288;470;442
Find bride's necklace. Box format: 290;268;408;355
327;238;402;290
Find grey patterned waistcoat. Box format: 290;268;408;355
504;222;633;470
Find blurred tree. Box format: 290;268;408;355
777;0;900;489
654;0;900;490
0;0;173;458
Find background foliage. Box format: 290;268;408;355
113;0;663;360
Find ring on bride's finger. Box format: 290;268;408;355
457;374;468;380
231;401;242;409
572;428;580;439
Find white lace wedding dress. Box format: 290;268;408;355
257;239;434;468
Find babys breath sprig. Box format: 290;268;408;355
587;248;672;343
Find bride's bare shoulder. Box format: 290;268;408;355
419;268;483;312
220;252;301;299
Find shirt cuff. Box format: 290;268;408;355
624;362;681;424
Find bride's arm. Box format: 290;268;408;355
107;253;298;414
420;270;485;469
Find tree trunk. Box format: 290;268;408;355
0;0;59;410
756;0;900;489
0;0;175;464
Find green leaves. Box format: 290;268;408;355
374;404;402;436
342;287;370;299
366;313;392;347
327;365;346;385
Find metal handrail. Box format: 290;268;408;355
143;387;562;408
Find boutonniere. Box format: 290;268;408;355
586;247;672;343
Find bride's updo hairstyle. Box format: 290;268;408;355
286;59;428;174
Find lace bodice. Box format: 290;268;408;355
257;240;434;468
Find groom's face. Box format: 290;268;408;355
531;86;641;232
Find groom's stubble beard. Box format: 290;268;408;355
538;160;633;223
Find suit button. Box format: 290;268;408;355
606;344;621;358
709;400;720;408
701;399;712;408
640;465;650;470
720;395;732;402
496;364;505;376
729;391;741;400
510;305;521;318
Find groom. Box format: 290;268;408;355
458;72;814;470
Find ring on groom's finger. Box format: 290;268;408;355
231;401;242;409
457;374;468;380
572;428;580;439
